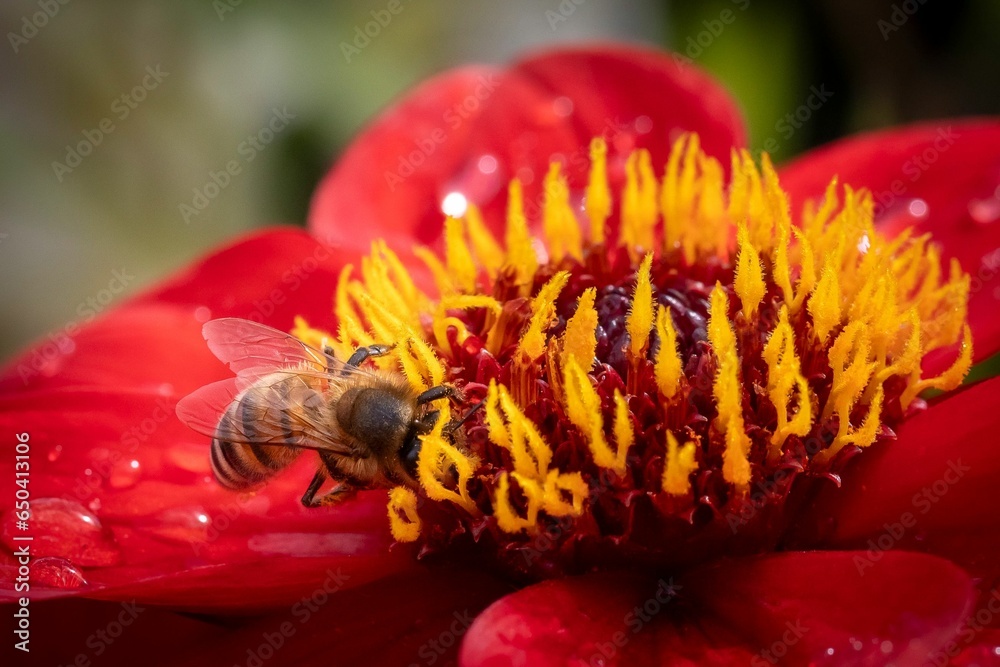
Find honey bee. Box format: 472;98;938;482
176;318;463;507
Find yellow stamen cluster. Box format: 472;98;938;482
293;133;972;543
486;381;588;532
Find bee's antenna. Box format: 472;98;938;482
444;400;484;436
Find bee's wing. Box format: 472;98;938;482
202;317;361;377
175;370;353;453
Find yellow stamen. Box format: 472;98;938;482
661;134;699;252
902;324;973;406
586;137;611;245
809;260;842;345
290;316;340;364
486;380;553;479
654;306;683;400
708;284;751;491
762;307;813;457
662;431;698;496
503;179;538;287
562;357;631;474
444;215;478;293
439;294;503;317
415;405;477;512
619;149;658;254
517;271;571;361
414;245;455;296
562;288;598;370
464;204;504;281
543;163;583;262
319;131;974;544
790;228;817;313
734;222;766;319
387;486;421;542
626;253;655;360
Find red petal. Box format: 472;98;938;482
460;551;972;666
779;120;1000;364
949;629;1000;666
0;388;414;609
309;44;746;256
789;375;1000;586
683;551;974;666
14;598;226;666
133;226;345;333
147;568;510;667
0;228;346;396
0;229;416;610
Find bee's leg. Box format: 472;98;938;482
301;469;358;508
345;343;393;368
444;400;484;436
416;385;454;405
312;482;357;507
300;469;327;508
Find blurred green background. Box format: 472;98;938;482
2;0;998;361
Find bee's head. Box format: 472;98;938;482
400;409;440;480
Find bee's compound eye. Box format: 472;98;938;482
400;433;422;478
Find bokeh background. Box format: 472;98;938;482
2;0;998;361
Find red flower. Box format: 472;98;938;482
3;44;1000;666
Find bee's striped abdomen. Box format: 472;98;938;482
209;376;305;489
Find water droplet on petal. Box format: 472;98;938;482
2;498;121;567
31;557;87;590
109;458;142;489
970;196;1000;225
47;445;63;462
194;306;212;323
826;648;835;656
850;638;863;651
880;640;893;654
168;442;212;475
516;167;535;186
552;96;573;118
145;507;211;544
634;115;653;134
